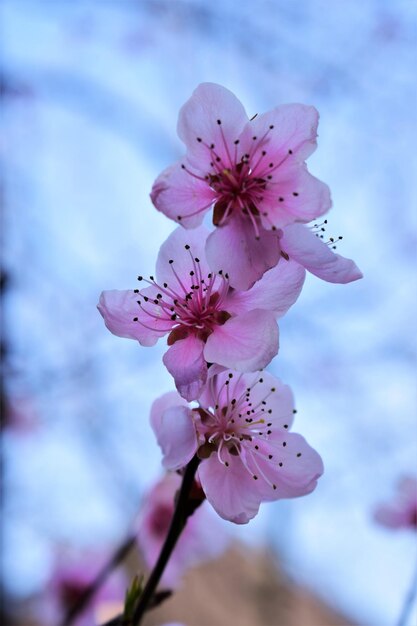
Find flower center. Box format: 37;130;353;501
208;163;267;229
134;246;231;344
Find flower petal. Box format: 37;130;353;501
241;433;323;502
150;400;197;470
98;288;169;346
150;161;216;228
163;334;207;401
177;83;248;170
156;225;211;291
281;223;363;284
198;453;262;524
265;432;324;498
204;309;279;372
205;216;281;290
259;162;331;228
225;258;305;318
239;103;319;165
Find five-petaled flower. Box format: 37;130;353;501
150;82;357;289
150;368;323;524
374;476;417;531
98;226;305;401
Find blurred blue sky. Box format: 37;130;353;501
2;1;417;624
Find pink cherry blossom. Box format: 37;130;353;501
374;476;417;531
136;473;229;587
150;369;323;524
98;226;305;401
151;82;332;289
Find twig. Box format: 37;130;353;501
60;535;137;626
398;556;417;626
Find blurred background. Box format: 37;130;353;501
1;0;417;624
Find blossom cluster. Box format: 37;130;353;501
98;83;362;524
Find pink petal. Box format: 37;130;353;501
239;103;319;165
150;162;216;228
205;216;281;290
177;83;248;170
225;258;305;318
163;334;207;401
150;391;188;427
374;505;412;529
265;432;324;498
198;453;262;524
259;162;332;228
156;225;211;291
241;433;323;503
150;400;197;470
281;223;363;284
204;309;279;372
98;289;169;347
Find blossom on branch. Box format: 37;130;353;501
98;226;305;400
150;369;323;524
150;82;336;289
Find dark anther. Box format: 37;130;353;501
293;192;299;196
196;137;202;142
269;124;274;129
234;139;239;144
288;149;293;154
282;442;287;447
133;317;138;321
169;259;174;264
217;119;221;124
185;244;190;250
181;164;185;169
252;136;257;140
138;276;143;281
134;289;139;293
279;197;284;202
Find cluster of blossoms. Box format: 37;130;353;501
99;83;362;525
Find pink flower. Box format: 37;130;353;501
136;473;229;587
98;226;305;401
151;82;332;290
374;476;417;531
150;369;323;524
